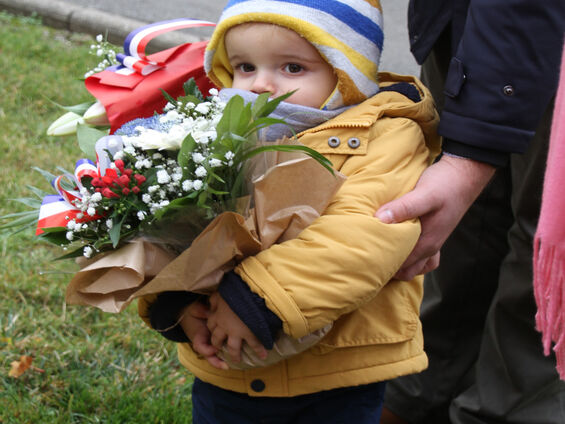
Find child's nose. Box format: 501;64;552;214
250;71;276;96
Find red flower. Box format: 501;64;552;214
102;188;119;199
91;177;103;187
132;186;140;194
122;187;130;196
114;159;125;172
118;175;130;186
134;174;146;185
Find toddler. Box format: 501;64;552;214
139;1;440;422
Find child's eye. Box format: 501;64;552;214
285;63;303;74
237;63;255;73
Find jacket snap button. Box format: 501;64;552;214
250;379;266;392
328;136;340;148
347;137;361;149
502;85;515;96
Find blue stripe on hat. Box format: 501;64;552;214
223;0;384;50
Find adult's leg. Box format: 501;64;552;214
450;104;565;424
383;28;514;423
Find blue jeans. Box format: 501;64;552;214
192;378;386;424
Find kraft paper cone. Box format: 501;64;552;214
65;239;176;313
133;212;262;297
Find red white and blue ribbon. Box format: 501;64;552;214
115;18;215;76
36;159;100;235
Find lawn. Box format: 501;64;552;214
0;12;194;423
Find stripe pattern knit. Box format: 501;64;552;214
204;0;383;110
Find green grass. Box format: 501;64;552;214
0;12;193;423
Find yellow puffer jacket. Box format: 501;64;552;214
139;72;440;397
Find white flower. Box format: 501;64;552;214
148;185;159;194
182;180;194;191
209;88;219;96
91;192;103;202
195;103;210;115
83;246;94;258
142;194;152;204
193;180;203;190
87;207;96;216
137;211;146;221
67;220;77;230
106;219;113;229
96;34;103;42
195;166;207;178
209;158;222;168
192;152;205;163
66;231;74;241
157;169;171;184
225;151;235;160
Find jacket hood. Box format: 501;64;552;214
304;72;441;163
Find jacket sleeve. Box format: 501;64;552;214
439;0;565;165
234;116;430;339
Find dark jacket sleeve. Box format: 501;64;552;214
437;0;565;165
149;291;201;342
218;271;282;350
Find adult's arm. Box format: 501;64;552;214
376;0;565;279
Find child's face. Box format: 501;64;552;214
224;23;338;109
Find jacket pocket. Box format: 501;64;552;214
310;279;421;354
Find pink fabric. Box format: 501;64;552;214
534;40;565;380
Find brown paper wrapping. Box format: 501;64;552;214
65;154;346;367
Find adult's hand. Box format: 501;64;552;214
375;154;496;280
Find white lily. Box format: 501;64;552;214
46;111;84;136
83;100;110;126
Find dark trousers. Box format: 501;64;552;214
192;378;386;424
384;34;565;424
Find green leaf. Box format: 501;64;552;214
26;185;52;199
47;97;94;115
109;218;123;248
254;91;294;118
243;144;334;174
10;196;43;209
32;167;58;184
54;246;88;260
244;117;292;138
38;228;69;245
77;124;108;159
0;212;38;230
159;89;177;107
251;93;270;119
183;78;204;101
178;133;197;170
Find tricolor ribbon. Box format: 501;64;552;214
36;159;101;235
115;18;216;76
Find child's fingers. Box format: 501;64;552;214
192;332;218;357
204;354;229;370
189;301;210;319
210;327;227;350
245;336;268;360
225;337;243;363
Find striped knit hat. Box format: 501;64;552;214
204;0;384;110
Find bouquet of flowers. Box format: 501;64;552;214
2;20;346;369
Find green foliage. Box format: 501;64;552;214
0;13;194;423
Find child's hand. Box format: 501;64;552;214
207;292;268;364
179;301;228;370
